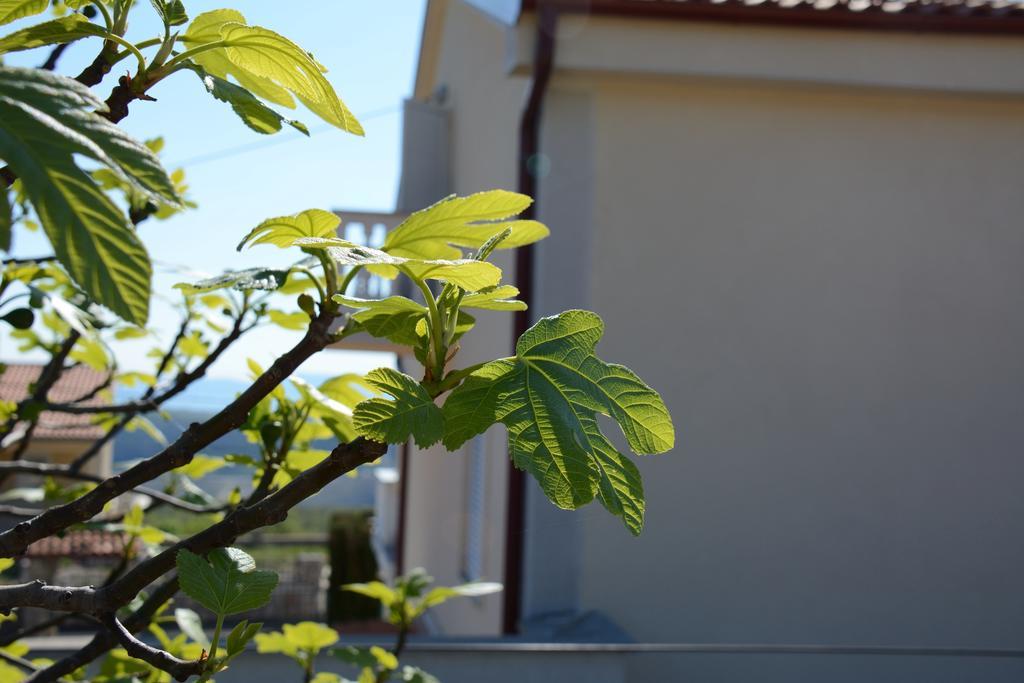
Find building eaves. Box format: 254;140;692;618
522;0;1024;34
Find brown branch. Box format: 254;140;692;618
39;44;71;72
20;403;370;680
66;369;113;405
63;419;123;475
0;437;384;615
153;315;192;384
101;614;203;682
65;309;250;474
0;537;133;647
59;311;188;471
52;312;251;416
27;575;180;683
0;256;58;266
75;44;118;88
0;308;335;559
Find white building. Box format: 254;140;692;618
346;1;1024;680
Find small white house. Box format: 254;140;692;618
347;1;1024;680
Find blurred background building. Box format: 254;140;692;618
357;1;1024;681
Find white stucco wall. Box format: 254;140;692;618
560;74;1024;681
400;0;528;636
413;5;1024;678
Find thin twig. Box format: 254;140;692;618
0;437;384;614
39;43;71;72
101;613;203;682
66;310;250;474
53;314;251;416
26;576;180;683
0;257;58;266
0;460;225;514
0;308;335;559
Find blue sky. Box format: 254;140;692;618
1;2;428;396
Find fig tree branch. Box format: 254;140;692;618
0;308;336;559
26;575;181;683
50;309;253;417
102;613;204;682
66;306;253;473
0;437;384;615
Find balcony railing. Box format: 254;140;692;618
333;210;409;299
330;210;410;352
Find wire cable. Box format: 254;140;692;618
169;104;402;169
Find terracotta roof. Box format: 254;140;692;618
24;530;133;559
522;0;1024;33
0;364;109;441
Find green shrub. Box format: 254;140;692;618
327;509;380;624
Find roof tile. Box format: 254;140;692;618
0;364;110;441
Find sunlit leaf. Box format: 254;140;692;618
334;645;397;676
353;368;443;448
318;373;375;408
441;310;674;535
299;241;501;291
460;285;526;311
383;191;548;263
177;331;207;359
273;449;329;487
0;14;105;53
113;326;148;340
267;310;309;331
281;622;338;652
182;10;362;134
225;619;261;656
291;376;353;419
174;267;290;294
174;608;209;647
0;0;47;26
121;413;165;446
174;455;225;480
417;582;502;612
182;9;294;107
398;666;439;683
0;660;24;683
115;371;156;388
191;65;309;136
334;295;426;347
254;631;296;657
69;336;107;372
237;209;341;250
148;0;187;27
342;581;395;606
176;547;279;617
0;67;178;323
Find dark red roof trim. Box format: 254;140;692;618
523;0;1024;34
